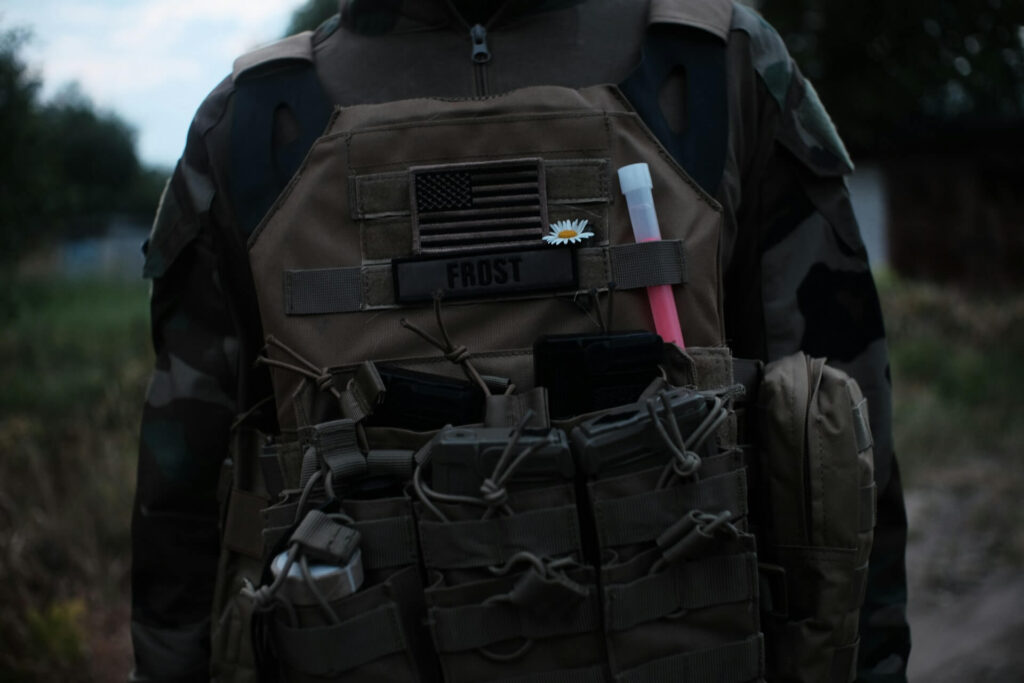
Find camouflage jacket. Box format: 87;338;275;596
132;1;910;681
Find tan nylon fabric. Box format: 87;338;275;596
756;352;876;682
248;85;725;429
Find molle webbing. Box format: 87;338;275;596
352;159;609;221
282;240;688;315
429;591;601;653
593;469;747;548
350;515;419;571
274;603;407;676
419;507;582;570
616;635;764;683
602;552;757;631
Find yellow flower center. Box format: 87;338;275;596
557;229;578;239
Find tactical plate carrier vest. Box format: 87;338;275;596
211;28;876;683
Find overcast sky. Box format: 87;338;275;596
5;0;308;168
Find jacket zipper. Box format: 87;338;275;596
470;24;491;95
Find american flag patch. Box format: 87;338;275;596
410;158;549;254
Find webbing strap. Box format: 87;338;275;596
615;634;764;683
618;19;729;195
230;60;330;239
289;510;360;564
859;483;876;532
338;362;385;423
496;665;607;683
274;604;406;676
420;505;582;570
851;397;873;453
429;589;601;653
311;419;365;481
351;515;418;570
298;445;318;488
281;241;686;315
366;449;414;479
604;552;757;631
595;470;747;549
606;240;687;290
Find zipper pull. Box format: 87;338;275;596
470;24;491;64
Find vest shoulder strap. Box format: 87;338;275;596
648;0;734;42
232;31;316;82
229;32;332;238
619;0;731;195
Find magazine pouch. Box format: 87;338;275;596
571;375;764;682
250;419;436;682
413;424;607;682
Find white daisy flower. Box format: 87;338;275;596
543;219;594;245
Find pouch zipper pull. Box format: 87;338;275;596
470;24;491;64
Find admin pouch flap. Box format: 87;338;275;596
756;351;875;683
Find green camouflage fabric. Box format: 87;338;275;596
132;1;909;681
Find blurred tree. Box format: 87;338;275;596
0;26;48;267
286;0;338;35
759;0;1024;154
0;24;168;271
40;84;142;236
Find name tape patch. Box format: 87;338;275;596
393;248;578;303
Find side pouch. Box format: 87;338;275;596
756;353;876;683
211;426;271;683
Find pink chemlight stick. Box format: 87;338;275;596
617;163;685;348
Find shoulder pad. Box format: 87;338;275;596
648;0;733;42
731;5;853;174
232;31;315;82
730;4;791;110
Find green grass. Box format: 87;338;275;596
0;275;151;681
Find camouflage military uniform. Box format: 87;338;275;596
132;1;910;681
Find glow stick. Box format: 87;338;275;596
617;163;685;348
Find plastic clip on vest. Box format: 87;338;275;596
617;163;685;348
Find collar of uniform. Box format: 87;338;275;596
339;0;586;35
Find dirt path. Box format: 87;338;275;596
905;484;1024;682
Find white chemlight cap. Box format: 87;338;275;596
617;162;653;194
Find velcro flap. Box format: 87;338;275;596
284;267;363;316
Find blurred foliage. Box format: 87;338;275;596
0;276;150;681
881;275;1024;582
878;273;1024;484
0;25;168;272
759;0;1024;153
